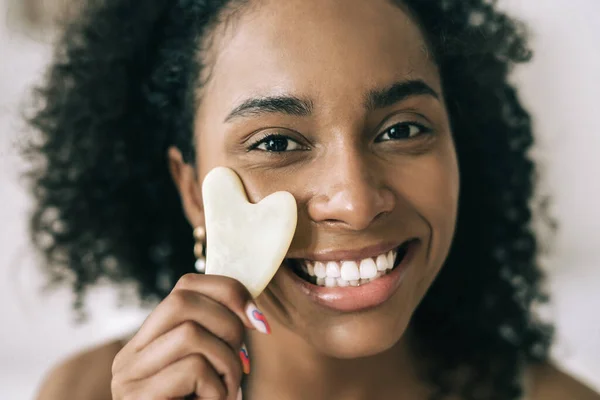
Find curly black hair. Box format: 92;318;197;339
23;0;554;399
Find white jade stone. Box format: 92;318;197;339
359;258;378;279
202;167;297;298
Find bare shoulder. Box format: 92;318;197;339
35;338;124;400
530;362;600;400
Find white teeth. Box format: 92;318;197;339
326;261;341;278
337;278;349;287
299;247;400;287
387;250;396;270
340;261;360;281
314;262;327;278
376;254;389;271
307;262;314;276
310;270;391;287
359;258;378;279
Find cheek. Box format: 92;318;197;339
194;117;298;202
195;129;224;177
397;144;459;265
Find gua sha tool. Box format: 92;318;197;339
202;167;297;298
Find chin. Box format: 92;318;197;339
307;312;412;360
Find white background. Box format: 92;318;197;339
1;0;599;398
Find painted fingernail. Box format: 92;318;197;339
237;387;243;400
245;302;271;334
239;343;250;375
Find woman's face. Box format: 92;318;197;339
181;0;459;358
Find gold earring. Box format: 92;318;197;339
193;226;206;273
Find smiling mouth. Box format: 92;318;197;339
287;240;412;288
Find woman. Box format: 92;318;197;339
26;0;600;399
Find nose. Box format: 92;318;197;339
307;148;395;231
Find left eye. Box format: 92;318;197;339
376;122;429;142
251;134;304;152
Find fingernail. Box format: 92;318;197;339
237;387;243;400
239;343;250;375
245;302;271;334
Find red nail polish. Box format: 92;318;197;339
245;302;271;334
239;344;250;375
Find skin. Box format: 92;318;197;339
33;0;600;400
172;0;457;398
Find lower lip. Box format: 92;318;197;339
286;240;419;312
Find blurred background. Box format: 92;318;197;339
1;0;599;398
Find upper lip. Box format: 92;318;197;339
288;241;406;263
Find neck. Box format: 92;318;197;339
245;323;427;400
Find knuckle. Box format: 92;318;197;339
176;273;200;290
110;378;127;399
179;320;201;342
221;278;248;305
167;289;192;312
111;347;132;376
188;354;209;375
111;352;122;375
222;320;245;348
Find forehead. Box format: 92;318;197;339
200;0;439;114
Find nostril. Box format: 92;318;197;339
307;185;393;231
373;210;391;223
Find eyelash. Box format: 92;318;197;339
247;121;431;153
375;121;431;142
247;133;307;152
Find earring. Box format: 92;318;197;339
193;226;206;273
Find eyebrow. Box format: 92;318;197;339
365;79;440;111
224;79;439;123
224;95;313;123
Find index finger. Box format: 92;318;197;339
174;274;255;328
174;274;271;336
129;274;266;352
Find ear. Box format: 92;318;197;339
167;147;205;229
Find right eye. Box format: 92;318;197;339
249;134;305;152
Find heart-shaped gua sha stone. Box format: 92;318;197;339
202;167;297;298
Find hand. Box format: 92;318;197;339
111;273;270;400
